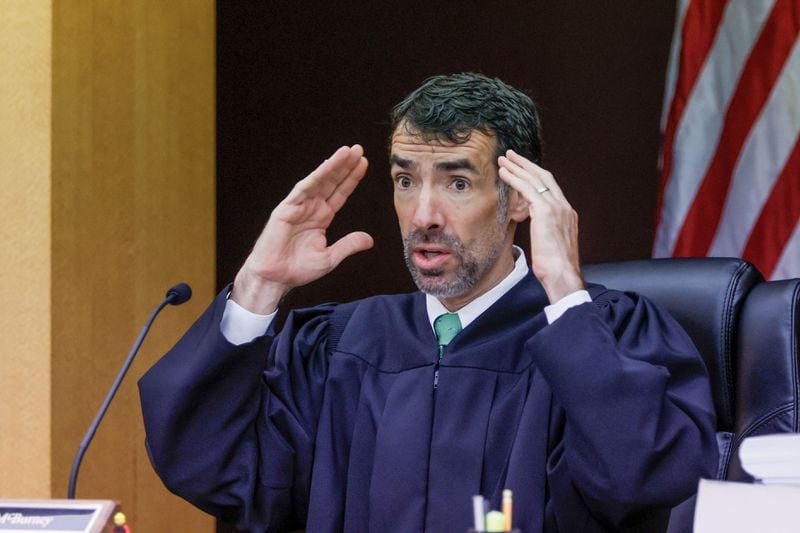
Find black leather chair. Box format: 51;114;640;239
727;278;800;481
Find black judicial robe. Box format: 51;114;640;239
139;274;718;532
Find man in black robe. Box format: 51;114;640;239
139;73;717;532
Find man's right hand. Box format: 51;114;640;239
231;145;374;314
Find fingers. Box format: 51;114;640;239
290;145;366;203
506;149;564;198
326;154;369;213
327;231;374;269
497;149;566;203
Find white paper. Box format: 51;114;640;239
694;479;800;533
739;433;800;481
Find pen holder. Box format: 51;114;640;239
467;530;521;532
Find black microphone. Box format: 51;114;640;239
67;283;192;499
166;282;192;305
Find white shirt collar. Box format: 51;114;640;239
425;245;529;331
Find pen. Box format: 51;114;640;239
502;489;513;531
472;495;485;531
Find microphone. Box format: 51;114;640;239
67;283;192;499
166;282;192;305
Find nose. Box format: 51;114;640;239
410;186;445;231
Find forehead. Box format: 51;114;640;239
390;126;498;165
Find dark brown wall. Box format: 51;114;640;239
216;1;676;308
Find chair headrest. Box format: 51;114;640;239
736;279;800;434
725;279;800;480
583;257;763;430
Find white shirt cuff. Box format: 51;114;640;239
544;290;592;324
221;298;277;345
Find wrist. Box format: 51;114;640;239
540;268;585;304
231;267;290;315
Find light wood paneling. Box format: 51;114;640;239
0;1;214;530
0;0;52;498
50;1;215;530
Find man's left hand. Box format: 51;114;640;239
498;149;584;303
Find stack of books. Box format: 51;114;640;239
693;433;800;533
739;433;800;484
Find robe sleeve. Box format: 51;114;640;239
528;287;718;530
138;287;339;531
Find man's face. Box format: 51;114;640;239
390;125;517;310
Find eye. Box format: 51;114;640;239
451;178;470;192
395;175;413;190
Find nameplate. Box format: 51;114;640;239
0;500;117;533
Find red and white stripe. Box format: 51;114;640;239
654;0;800;280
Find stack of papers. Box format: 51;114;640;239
739;433;800;484
693;479;800;532
693;434;800;531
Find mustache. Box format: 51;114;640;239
404;229;463;249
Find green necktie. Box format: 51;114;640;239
434;312;463;358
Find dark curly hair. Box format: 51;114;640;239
390;73;542;165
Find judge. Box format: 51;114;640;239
139;73;717;532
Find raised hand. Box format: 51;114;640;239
232;145;374;314
498;150;584;303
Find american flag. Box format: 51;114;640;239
653;0;800;280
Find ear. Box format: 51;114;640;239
508;189;530;223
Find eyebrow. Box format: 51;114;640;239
389;155;478;173
435;159;477;173
389;154;415;169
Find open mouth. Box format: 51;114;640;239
414;248;452;270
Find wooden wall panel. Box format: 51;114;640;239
0;0;52;499
42;1;215;531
